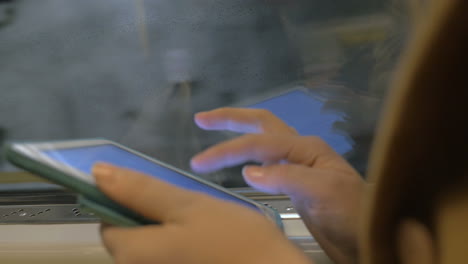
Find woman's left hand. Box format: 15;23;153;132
93;163;312;264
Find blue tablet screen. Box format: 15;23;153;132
43;144;258;210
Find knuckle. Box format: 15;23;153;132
216;107;232;115
325;175;348;192
253;109;295;134
256;109;274;119
271;165;291;178
305;136;328;148
288;126;298;135
247;134;273;149
242;133;260;143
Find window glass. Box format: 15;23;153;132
0;0;412;188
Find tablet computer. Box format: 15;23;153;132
4;138;282;227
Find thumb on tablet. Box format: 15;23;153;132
92;162;196;222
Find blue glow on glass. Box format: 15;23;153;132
249;89;352;154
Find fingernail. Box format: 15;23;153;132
190;157;200;168
92;163;117;185
243;166;264;178
190;156;208;173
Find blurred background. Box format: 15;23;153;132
0;0;415;188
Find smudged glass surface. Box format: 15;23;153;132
0;0;412;188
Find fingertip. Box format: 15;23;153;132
242;165;265;179
92;163;118;186
190;156;211;174
242;165;276;193
194;111;207;120
194;112;211;129
189;156;201;171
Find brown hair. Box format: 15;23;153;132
362;1;468;263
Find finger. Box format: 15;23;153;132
92;163;197;222
242;164;324;196
191;134;344;173
194;107;297;134
101;225;168;261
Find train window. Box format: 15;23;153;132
0;0;413;193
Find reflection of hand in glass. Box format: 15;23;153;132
192;107;365;264
93;163;310;264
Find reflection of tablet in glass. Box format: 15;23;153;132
5;139;282;227
242;87;353;155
